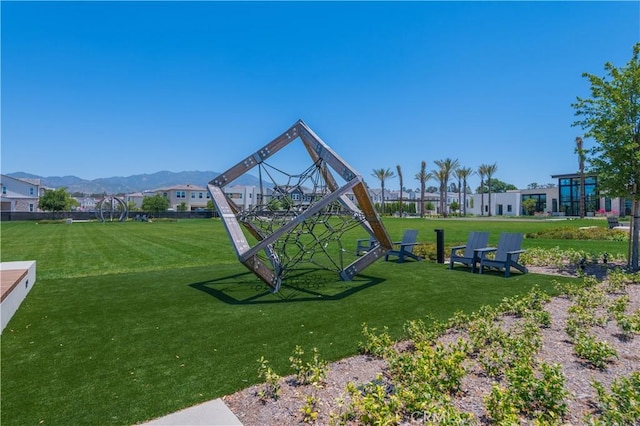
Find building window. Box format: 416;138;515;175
176;191;186;198
2;186;6;195
191;192;195;199
558;176;599;216
199;192;203;199
507;204;512;212
30;187;35;195
522;194;547;214
29;203;34;212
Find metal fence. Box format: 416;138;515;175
0;210;217;222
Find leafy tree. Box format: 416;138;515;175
127;201;138;212
414;161;431;218
142;194;170;215
396;164;403;217
572;43;640;270
477;178;517;193
371;168;395;215
177;201;188;212
449;200;460;215
38;187;76;214
434;158;459;217
206;200;215;211
522;198;537;216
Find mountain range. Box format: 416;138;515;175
6;171;262;195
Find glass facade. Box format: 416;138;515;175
558;176;599;216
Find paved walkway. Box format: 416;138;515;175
141;398;242;425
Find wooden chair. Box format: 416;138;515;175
385;229;422;263
476;232;528;277
449;231;490;272
355;236;377;256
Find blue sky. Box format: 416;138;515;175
2;1;638;191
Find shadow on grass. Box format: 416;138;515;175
189;268;385;304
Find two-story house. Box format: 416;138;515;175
0;175;45;212
154;184;210;211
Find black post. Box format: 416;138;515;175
434;229;444;264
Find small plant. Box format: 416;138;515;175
300;395;320;423
257;356;281;401
573;332;618;369
487;359;568;424
289;346;328;388
358;324;394;358
587;372;640;424
344;375;401;425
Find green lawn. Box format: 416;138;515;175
0;218;624;425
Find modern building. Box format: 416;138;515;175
551;173;630;217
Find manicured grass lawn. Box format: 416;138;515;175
0;218;625;425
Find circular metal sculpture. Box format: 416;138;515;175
96;195;128;222
209;120;392;292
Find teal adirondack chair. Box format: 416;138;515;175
385;229;422;263
449;231;490;272
476;232;528;277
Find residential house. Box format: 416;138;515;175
0;174;45;212
153;184;210;211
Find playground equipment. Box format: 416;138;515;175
208;119;392;292
96;195;128;222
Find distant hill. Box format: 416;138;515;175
6;171;263;195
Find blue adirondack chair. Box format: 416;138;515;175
385;229;422;263
355;236;377;256
476;232;528;277
449;231;490;272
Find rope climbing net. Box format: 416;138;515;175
208;120;392;292
237;159;366;284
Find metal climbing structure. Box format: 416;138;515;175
208;120;392;292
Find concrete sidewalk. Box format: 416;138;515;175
141;398;242;425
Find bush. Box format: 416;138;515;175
525;227;627;241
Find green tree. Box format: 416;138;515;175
572;43;640;270
142;194;170;216
449;200;460;215
177;201;188;212
522;198;537;216
477;178;517;194
434;158;459;217
371;168;395;215
38;187;76;215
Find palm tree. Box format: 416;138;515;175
396;164;403;217
477;164;488;216
415;161;431;218
576;136;586;218
485;163;498;216
371;168;395;215
431;167;448;216
456;167;474;216
434;158;459;217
